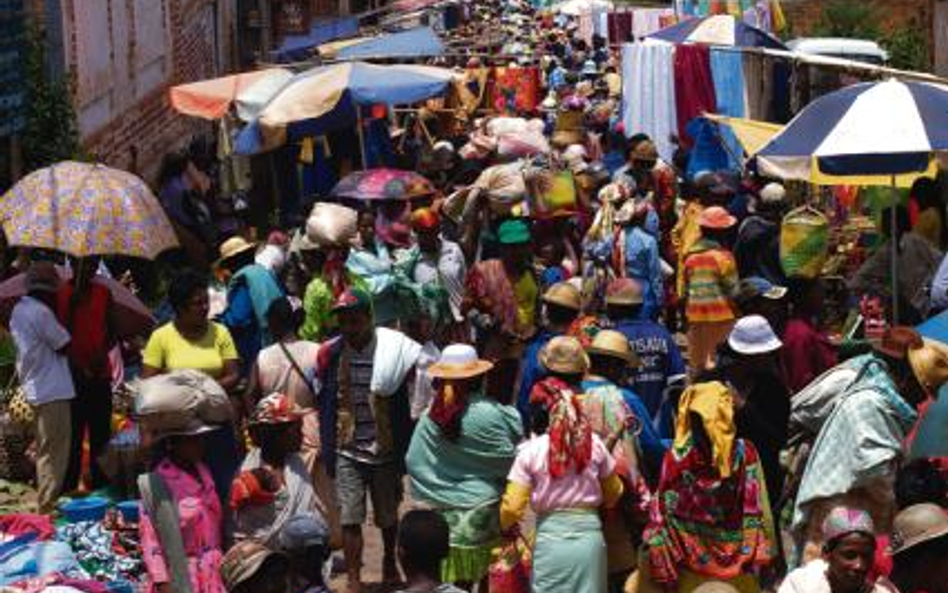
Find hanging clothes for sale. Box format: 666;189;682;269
674;44;717;148
492;66;541;113
710;48;747;168
743;51;773;121
607;11;633;45
621;41;678;161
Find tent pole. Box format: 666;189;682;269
891;175;899;325
356;103;368;170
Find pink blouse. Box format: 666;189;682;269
507;433;616;515
139;459;226;593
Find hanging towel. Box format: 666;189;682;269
622;41;678;162
710;48;747;168
674;44;717;148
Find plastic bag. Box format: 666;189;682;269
780;205;829;279
489;535;532;593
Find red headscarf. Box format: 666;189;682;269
529;377;593;478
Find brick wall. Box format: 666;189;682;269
67;0;221;185
783;0;933;39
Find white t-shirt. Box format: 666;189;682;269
10;296;75;405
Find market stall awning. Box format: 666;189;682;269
273;16;360;63
755;78;947;187
704;113;783;156
648;15;787;49
332;27;444;61
170;69;292;120
237;62;457;153
552;0;614;16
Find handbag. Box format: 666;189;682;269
488;534;532;593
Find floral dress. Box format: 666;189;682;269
140;459;227;593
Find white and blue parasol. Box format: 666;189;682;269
755;78;948;183
647;15;786;49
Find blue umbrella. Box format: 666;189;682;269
335;27;445;61
648;15;787;49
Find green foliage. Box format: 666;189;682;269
883;27;930;72
21;24;82;172
812;0;881;39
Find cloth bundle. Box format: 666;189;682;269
305;202;358;248
133;369;233;433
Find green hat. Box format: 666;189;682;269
498;219;531;245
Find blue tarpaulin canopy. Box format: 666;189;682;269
334;27;445;61
274;17;360;63
235;62;456;154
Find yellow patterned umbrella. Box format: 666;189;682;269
0;161;178;259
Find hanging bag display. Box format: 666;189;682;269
780;205;829;279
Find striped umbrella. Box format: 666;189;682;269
755;78;948;184
648;15;786;49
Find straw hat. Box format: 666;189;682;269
540;336;590;375
587;330;641;367
907;338;948;393
220;540;286;592
542;282;582;311
218;236;257;263
697;206;737;229
889;503;948;556
428;344;494;380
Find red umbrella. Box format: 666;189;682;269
0;268;154;337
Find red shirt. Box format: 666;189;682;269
56;281;112;378
782;317;838;394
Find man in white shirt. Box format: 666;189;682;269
10;261;75;512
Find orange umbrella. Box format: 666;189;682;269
170;68;292;120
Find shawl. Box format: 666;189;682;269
406;393;523;509
233;449;324;548
346;240;394;296
674;381;736;479
466;259;519;335
644;438;776;585
791;356;918;533
529;377;593;479
229;264;284;334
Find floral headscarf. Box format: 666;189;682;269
530;376;592;478
250;393;303;425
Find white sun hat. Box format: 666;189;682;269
728;315;782;355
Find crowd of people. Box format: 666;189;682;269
4;2;948;593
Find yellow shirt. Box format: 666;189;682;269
513;272;538;333
142;322;239;379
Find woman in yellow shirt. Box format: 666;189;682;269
142;269;242;501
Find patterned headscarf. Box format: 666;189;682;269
530;377;593;479
822;506;876;545
250;393;303;425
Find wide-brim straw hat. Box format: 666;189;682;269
587;330;641;367
890;503;948;556
218;236;257;263
428;344;494;380
907;338;948;393
542;282;582;311
540;336;590;375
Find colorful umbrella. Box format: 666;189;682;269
330;169;436;201
648;15;787;49
0;268;154;337
0;161;178;260
169;68;293;121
